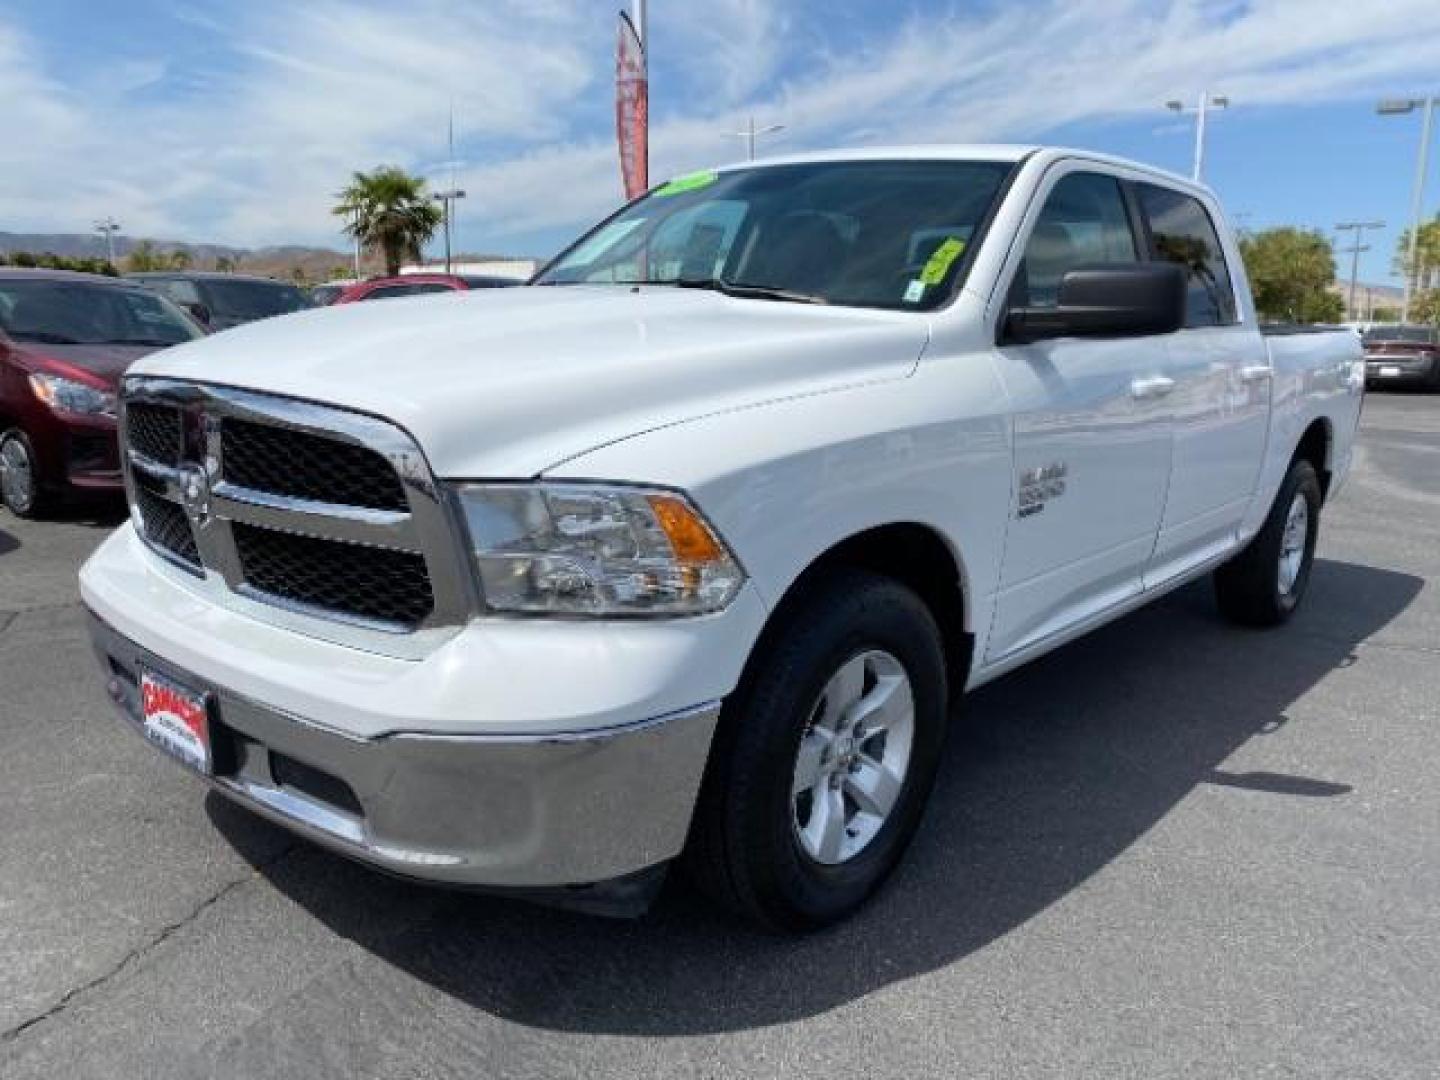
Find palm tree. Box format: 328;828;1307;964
333;167;443;276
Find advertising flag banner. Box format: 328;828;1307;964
616;11;649;199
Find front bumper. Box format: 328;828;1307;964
89;611;721;888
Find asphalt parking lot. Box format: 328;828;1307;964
2;393;1437;1079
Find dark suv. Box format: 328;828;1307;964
128;272;312;332
0;269;204;516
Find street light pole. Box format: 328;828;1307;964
1378;96;1437;322
94;217;121;267
731;116;785;161
1165;91;1230;181
1335;220;1386;320
431;102;466;275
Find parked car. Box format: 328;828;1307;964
333;273;518;303
1362;324;1440;389
0;268;203;517
83;146;1363;930
128;272;312;332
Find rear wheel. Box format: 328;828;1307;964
685;569;948;931
1214;457;1321;627
0;429;50;519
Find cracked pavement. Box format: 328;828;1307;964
1;395;1438;1078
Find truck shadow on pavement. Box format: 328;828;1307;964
212;557;1421;1036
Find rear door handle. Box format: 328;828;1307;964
1239;365;1273;383
1130;375;1176;400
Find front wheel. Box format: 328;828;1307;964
685;569;948;931
0;429;50;519
1214;457;1321;627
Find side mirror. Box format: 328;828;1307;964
184;302;212;327
1006;263;1186;344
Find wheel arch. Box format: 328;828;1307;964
1293;417;1334;502
747;521;974;703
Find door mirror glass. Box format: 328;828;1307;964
1006;262;1187;343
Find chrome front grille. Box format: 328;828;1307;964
120;379;473;652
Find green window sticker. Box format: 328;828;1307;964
654;170;718;197
918;237;966;285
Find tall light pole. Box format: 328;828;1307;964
1378;96;1437;323
730;116;785;161
1336;220;1386;320
351;212;362;281
432;102;466;275
94;217;121;266
1165;92;1230;181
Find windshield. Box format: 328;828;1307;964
1363;325;1437;345
203;279;313;321
0;280;203;346
536;159;1014;310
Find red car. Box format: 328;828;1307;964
333;273;517;303
0;268;204;517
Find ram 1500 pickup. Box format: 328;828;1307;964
82;147;1364;930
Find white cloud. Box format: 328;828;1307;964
3;0;1440;252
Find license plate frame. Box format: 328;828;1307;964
138;667;213;776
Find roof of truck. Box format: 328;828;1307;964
707;144;1208;198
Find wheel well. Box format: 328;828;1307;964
1294;419;1333;502
765;524;973;700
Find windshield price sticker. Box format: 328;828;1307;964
919;237;966;285
655;170;718;197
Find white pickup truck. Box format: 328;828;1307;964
82;146;1363;930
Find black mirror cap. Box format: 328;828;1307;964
184;302;212;327
1007;262;1187;343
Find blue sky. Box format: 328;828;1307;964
3;0;1440;287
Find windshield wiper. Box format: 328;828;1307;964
671;277;827;305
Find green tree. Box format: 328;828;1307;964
1239;227;1341;323
1412;289;1440;327
214;254;237;273
126;241;167;272
167;248;193;270
332;166;442;276
2;251;116;275
1394;216;1440;295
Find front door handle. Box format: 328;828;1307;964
1239;365;1273;383
1131;375;1176;400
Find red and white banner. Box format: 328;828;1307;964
616;10;649;200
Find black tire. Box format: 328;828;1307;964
684;568;948;931
0;428;51;519
1214;457;1321;627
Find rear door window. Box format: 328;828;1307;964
1135;183;1237;327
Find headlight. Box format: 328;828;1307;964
455;483;745;616
29;373;117;417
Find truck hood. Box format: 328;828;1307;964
127;285;930;477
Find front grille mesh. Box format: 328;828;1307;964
123;385;451;638
220;418;407;511
125;402;184;465
233;523;434;627
135;486;199;566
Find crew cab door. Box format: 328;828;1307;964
1135;183;1270;585
984;166;1175;662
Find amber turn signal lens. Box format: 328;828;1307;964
647;494;725;563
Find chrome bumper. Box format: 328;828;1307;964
88;611;720;889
